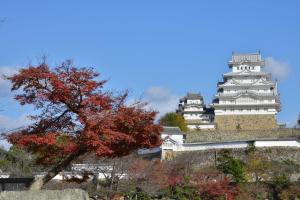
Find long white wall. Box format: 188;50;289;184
254;140;300;148
182;141;249;151
161;139;300;152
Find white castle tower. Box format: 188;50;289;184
212;52;281;130
177;93;215;130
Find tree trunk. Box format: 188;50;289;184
29;149;85;190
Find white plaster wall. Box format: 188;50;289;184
232;65;261;72
182;142;249;151
35;172;126;180
198;124;216;129
187;100;202;104
254;140;300;148
161;139;300;153
161;133;183;144
184;107;203;111
187;125;197;129
184;114;203;120
218;100;276;105
188;124;216;130
214;109;277;115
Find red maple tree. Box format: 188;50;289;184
192;172;239;200
5;61;162;189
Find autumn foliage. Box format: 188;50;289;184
4;61;162;187
192;172;239;200
127;159;239;200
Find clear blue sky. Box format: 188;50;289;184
0;0;300;132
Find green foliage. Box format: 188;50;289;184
217;150;247;183
164;185;201;200
271;174;290;191
245;143;256;155
159;112;188;132
124;187;152;200
282;159;300;173
0;146;35;177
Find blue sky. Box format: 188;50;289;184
1;1;300;138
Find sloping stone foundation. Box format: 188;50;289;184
215;114;278;130
0;189;89;200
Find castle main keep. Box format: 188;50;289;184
212;52;281;130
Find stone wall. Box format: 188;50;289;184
0;189;89;200
186;128;300;143
172;147;300;167
215;114;278;130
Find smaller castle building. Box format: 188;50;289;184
177;93;215;130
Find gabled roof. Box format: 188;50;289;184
231;52;262;63
228;52;265;67
217;91;278;100
180;92;203;101
218;78;275;87
223;70;270;77
162;126;184;135
162;136;179;145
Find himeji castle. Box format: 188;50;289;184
177;93;215;130
212;52;281;130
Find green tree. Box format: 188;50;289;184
217;150;247;183
0;146;35;177
159;112;188;132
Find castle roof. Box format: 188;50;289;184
232;52;262;62
162;126;184;135
223;70;270;77
180;92;203;101
228;52;265;67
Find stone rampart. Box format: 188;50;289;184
186;128;300;143
0;189;89;200
215;114;278;130
172;147;300;167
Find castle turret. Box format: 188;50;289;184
177;92;215;130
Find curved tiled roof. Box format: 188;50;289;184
180;92;203;101
228;52;265;67
223;71;270;77
162;126;184;135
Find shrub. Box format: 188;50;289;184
217;151;247;183
195;177;239;200
164;185;200;200
279;184;300;200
